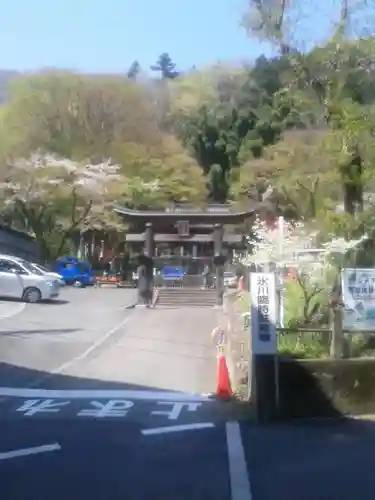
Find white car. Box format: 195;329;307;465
223;272;238;288
30;262;65;286
0;254;61;303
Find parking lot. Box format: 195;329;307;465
2;287;375;499
0;286;138;388
0;286;239;500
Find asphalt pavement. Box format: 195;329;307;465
1;287;373;499
0;413;232;500
243;418;375;500
0;287;247;500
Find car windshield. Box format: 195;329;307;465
32;263;50;274
224;272;235;278
19;259;44;276
77;262;90;273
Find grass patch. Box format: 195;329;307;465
233;291;250;314
278;332;330;359
232;291;329;359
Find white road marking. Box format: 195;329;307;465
51;316;130;376
0;443;61;461
151;401;201;420
141;422;215;435
226;421;252;500
0;387;212;401
0;302;26;320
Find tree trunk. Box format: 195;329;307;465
341;146;363;216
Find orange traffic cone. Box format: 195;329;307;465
216;354;233;399
238;276;244;291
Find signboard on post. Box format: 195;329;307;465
162;266;184;281
342;268;375;331
250;272;277;355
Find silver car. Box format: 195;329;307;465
30;262;65;287
0;254;60;302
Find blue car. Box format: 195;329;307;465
53;257;95;287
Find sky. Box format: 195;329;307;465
0;0;342;74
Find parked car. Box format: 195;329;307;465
223;271;238;288
53;257;95;287
30;262;65;286
0;254;61;302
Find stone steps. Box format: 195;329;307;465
156;287;217;308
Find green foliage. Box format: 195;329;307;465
278;333;330;359
284;277;329;329
0;6;374;257
151;53;179;79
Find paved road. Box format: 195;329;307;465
2;288;372;499
0;287;137;387
0;419;233;500
0;288;249;500
243;419;375;500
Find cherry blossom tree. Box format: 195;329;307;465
244;216;318;267
244;216;324;326
244;215;369;327
0;152;121;261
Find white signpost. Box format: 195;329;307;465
250;273;277;355
249;272;279;420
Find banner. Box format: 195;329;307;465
342;268;375;331
250;272;277;355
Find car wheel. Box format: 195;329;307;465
22;287;42;303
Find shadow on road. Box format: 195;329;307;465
0;297;25;303
0;297;70;306
242;417;375;500
0;328;82;337
0;360;204;394
42;299;70;305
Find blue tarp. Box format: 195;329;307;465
162;266;184;280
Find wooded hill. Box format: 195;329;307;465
0;0;374;259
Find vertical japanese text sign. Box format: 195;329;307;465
250;273;277;355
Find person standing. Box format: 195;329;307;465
202;264;210;289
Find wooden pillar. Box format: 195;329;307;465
213;223;224;307
144;222;154;258
137;222;154;307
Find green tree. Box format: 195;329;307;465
3;71;157;161
242;0;375;220
151;53;179;79
127;60;141;80
115;134;208;208
169;61;303;201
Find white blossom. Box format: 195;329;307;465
243;216;318;267
5;153;121;199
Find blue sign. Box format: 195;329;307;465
162;266;184;281
342;268;375;331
